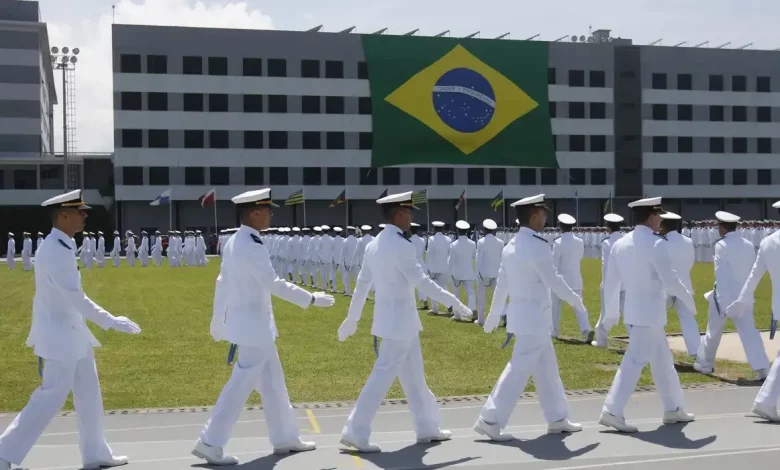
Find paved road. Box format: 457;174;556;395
3;384;779;469
668;331;779;363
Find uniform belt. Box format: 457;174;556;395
227;344;237;365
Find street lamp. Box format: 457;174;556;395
50;46;79;191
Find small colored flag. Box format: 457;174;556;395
455;190;466;211
490;190;504;212
149;188;171;206
329;189;346;208
199;188;215;207
412;189;428;205
285;189;304;206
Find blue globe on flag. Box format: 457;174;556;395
432;68;496;133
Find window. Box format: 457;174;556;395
210;167;230;185
733;137;748;154
326;132;345;150
243;94;263;113
120;54;141;73
383;167;401;185
183;93;203;111
208;94;228;112
732;75;747;92
678;169;693;185
436;168;454;185
12;169;35;189
147;55;167;74
677;73;692;90
182;56;202;75
568;70;585;87
359;167;377;185
147;92;168;111
244;131;263;149
568;168;586;185
357;61;369;79
209;130;229;149
267;58;287;77
269;167;288;185
327;167;346;185
244;167;264;185
549;102;557;118
590;102;606;119
123;167;143;186
325;96;345;114
359;132;372;150
569;102;585;119
709;105;724;122
547;67;556;84
652;104;668;120
121;129;142;148
148;129;168;148
710;169;725;185
569;135;586;152
757;76;771;92
732;169;747;185
302;131;321;149
301;59;320;78
489;168;506;185
710;137;725;153
677;104;693;121
302;96;321;114
732;106;747;122
302;167;321;185
589;70;606;87
758;169;772;185
325;60;344;79
757;106;772;122
184;130;204;149
120;92;142;110
185;167;205;185
590;135;607;152
268;131;288;149
149;167;169;186
652;136;668;153
653;169;668;185
415;168;432;185
467;168;485;185
519;168;536;185
540;168;557;185
709;74;724;91
358;97;372;115
243;58;262;76
208;57;228;76
651;73;667;90
758;138;772;154
591;169;606;185
268;95;287;113
678;137;693;153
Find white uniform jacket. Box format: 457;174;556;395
552;232;584;291
448;235;476;281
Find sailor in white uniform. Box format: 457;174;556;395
475;219;504;326
550;213;592;342
409;223;428;308
593;213;625;347
193;189;336;465
425;221;453;315
0;190;141;470
449;220;477;321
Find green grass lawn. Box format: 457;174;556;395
0;258;770;412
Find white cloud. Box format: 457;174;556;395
45;0;275;153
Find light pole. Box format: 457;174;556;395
50;46;79;191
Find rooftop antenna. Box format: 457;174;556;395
525;33;540;40
372;27;387;35
737;42;753;49
673;41;686;47
339;26;355;34
648;38;662;46
464;31;479;38
434;30;450;37
307;25;323;32
553;35;567;42
693;40;708;47
716;41;731;49
403;29;418;36
495;32;510;39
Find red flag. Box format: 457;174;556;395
199;188;215;207
455;190;466;210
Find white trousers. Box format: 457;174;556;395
126;251;135;266
755;348;780;407
594;290;625;346
96;252;105;267
339;265;352;294
0;348;113;465
343;335;440;440
151;251;162;267
200;344;299;448
111;253;120;267
429;274;451;313
476;277;496;324
5;254;14;269
326;262;337;288
22;254;32;271
603;325;684;416
667;296;701;355
452;279;476;311
479;334;569;428
696;300;769;371
551;289;591;336
139;251;149;267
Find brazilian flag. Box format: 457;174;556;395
362;35;555;168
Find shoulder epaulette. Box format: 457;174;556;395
398;232;411;243
654;232;668;241
57;239;71;250
250;234;263;245
532;234;549;244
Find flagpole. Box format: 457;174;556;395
168;187;173;232
213;188;218;234
464;186;468;222
502;188;506;228
345;186;348;229
426;187;430;230
302;187;307;227
575;191;579;228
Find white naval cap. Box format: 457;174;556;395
376;190;419;209
715;211;740;223
313;226;322;232
627;196;663;210
41;189;91;210
378;223;386;228
773;200;780;209
360;225;372;231
557;213;576;225
410;222;420;227
334;227;343;232
231;188;279;208
292;227;300;232
660;211;682;220
510;193;547;208
482;219;497;230
603;213;624;223
431;221;445;227
321;224;331;231
455;220;470;230
7;232;13;236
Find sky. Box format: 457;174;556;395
32;0;778;153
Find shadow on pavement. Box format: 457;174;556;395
340;441;480;469
603;422;717;449
480;433;600;461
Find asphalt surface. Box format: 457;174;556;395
2;384;779;469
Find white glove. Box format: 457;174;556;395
112;316;141;334
312;292;335;308
338;318;358;341
451;301;472;319
483;312;501;333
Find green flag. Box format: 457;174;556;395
362;35;555;168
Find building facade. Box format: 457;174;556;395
111;24;780;233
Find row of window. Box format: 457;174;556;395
650;73;772;92
653;169;774;186
651;104;774;122
651;136;774;154
120;129;373;150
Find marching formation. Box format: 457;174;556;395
0;188;779;470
